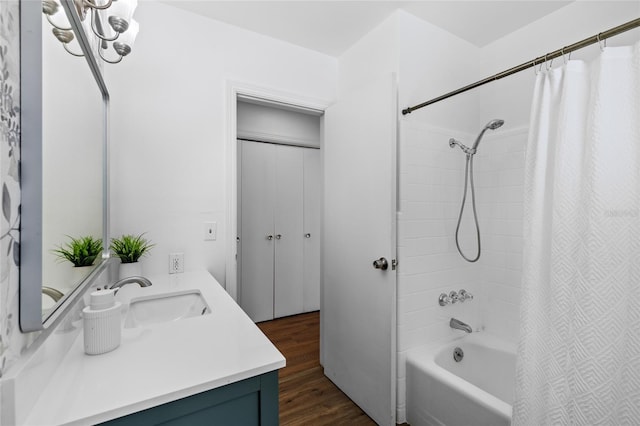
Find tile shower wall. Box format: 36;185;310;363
396;120;526;418
396;121;480;417
474;127;527;343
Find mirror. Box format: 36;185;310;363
20;0;109;331
41;5;104;317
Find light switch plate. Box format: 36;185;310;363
204;221;216;241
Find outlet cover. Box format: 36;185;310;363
204;221;217;241
169;253;184;274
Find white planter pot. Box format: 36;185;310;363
118;261;142;279
66;264;95;292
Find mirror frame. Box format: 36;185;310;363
20;0;110;332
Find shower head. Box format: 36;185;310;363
486;119;505;130
471;118;505;151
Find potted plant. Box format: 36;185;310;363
52;235;103;290
53;235;103;267
110;233;154;278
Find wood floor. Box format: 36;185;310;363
258;311;377;426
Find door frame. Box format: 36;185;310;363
225;81;330;301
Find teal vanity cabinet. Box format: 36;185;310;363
101;371;278;426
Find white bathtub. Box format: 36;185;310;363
406;332;516;426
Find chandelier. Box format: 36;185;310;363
42;0;139;64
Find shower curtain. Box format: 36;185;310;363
513;41;640;425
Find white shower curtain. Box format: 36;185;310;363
513;41;640;426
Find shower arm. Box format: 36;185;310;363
449;138;476;155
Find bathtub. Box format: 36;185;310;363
406;332;516;426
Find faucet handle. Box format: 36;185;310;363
438;293;452;306
449;291;459;303
458;289;473;302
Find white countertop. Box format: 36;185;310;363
25;271;286;426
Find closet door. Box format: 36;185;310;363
239;141;276;322
303;149;320;312
273;145;304;318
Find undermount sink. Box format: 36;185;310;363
124;290;211;329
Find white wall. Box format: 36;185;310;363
398;10;481;133
339;12;399;95
106;2;337;286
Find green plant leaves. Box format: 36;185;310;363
52;235;103;267
110;233;154;263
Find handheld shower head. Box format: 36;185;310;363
449;119;504;263
472;118;505;151
486;119;504;130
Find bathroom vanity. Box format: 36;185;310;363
24;271;285;425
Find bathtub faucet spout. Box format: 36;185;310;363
450;318;472;333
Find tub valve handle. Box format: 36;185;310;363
439;293;452;306
459;289;473;302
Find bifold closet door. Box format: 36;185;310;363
239;141;276;323
303;149;320;312
273;145;304;318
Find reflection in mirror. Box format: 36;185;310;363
41;8;104;318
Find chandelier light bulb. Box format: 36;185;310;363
117;18;139;51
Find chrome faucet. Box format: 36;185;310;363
109;276;153;293
450;318;472;333
42;286;64;303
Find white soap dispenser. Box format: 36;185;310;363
83;289;122;355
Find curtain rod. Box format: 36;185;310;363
402;17;640;115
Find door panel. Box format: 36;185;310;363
274;145;304;318
303;149;321;312
239;141;276;322
322;74;397;425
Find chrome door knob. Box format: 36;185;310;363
305;233;311;238
275;234;282;240
373;257;389;270
266;235;274;240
